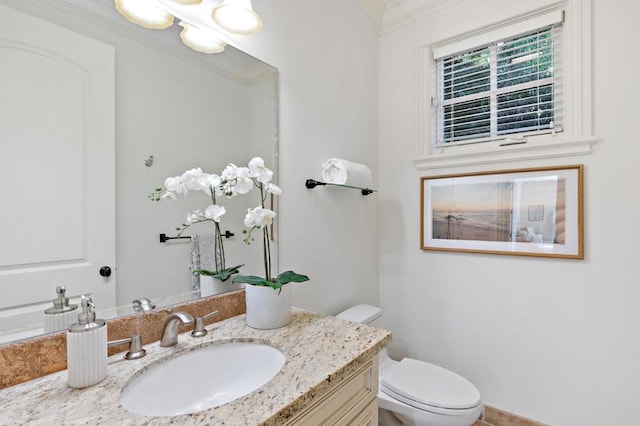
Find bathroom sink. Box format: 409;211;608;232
120;341;285;416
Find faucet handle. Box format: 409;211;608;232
108;334;147;360
191;310;219;337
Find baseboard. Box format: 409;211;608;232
473;405;550;426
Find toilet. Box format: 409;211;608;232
337;305;483;426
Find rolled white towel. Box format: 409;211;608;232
321;158;372;188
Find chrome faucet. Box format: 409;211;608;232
132;297;156;313
160;311;194;347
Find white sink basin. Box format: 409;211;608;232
120;341;285;416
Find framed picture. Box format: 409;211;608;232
420;165;583;259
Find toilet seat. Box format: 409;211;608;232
380;358;481;416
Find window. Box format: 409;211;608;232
433;13;563;147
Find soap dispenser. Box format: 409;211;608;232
66;295;107;388
44;286;78;333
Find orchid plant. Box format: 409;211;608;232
222;157;309;291
149;167;242;281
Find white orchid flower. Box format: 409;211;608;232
244;206;276;228
221;163;238;180
204;204;225;222
181;168;205;191
200;173;222;196
266;183;282;195
186;209;204;225
201;173;221;187
234;167;254;195
160;191;176;200
164;176;185;194
221;164;241;196
248;157;273;184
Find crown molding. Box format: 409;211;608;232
380;0;470;34
345;0;387;35
380;3;415;35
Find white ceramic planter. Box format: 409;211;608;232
199;276;220;298
199;276;243;297
244;284;291;329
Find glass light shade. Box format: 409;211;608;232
166;0;203;5
115;0;174;29
211;0;262;35
180;24;227;54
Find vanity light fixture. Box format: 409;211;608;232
166;0;203;5
211;0;262;35
180;22;227;54
114;0;262;54
115;0;174;29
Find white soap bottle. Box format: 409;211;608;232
66;295;107;388
44;286;78;333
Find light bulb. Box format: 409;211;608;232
115;0;174;29
211;0;262;35
180;23;227;54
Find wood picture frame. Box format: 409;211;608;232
420;165;583;259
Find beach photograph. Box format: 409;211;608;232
430;177;566;244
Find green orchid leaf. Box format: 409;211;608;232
194;269;217;276
213;264;244;281
233;271;309;291
275;270;310;285
194;264;244;282
232;275;271;286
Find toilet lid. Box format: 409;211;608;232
380;359;481;411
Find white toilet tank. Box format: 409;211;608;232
336;304;382;324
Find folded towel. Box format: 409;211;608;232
190;234;215;291
190;234;242;297
321;158;372;188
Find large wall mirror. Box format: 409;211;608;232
0;0;278;344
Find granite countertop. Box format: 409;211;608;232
0;309;391;425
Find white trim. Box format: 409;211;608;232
433;9;563;59
400;0;469;24
413;135;596;170
345;0;387;35
567;0;592;137
381;0;468;35
380;6;415;35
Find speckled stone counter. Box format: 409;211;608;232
0;309;391;425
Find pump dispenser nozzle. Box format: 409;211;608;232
43;286;78;333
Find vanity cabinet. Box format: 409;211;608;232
286;357;379;425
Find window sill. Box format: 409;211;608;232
413;135;597;171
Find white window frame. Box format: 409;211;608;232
414;1;596;170
435;20;562;147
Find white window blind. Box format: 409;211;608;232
434;13;564;147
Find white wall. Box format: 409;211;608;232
231;0;381;314
379;0;640;425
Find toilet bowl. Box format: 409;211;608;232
337;305;483;426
